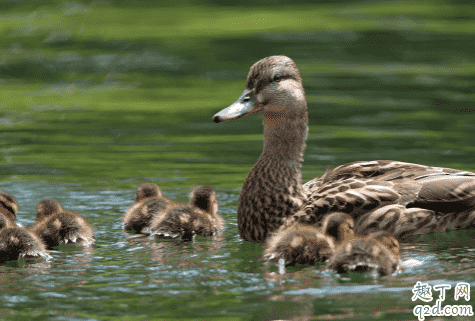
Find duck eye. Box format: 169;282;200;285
273;74;283;82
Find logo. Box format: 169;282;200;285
412;281;473;320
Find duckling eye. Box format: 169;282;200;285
273;74;283;82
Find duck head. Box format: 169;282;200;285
213;55;307;127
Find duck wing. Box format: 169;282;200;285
299;178;421;225
301;160;475;225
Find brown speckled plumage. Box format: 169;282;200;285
263;222;334;265
213;55;475;244
31;199;95;248
150;185;224;240
0;191;18;221
123;183;174;233
0;227;50;263
264;212;400;275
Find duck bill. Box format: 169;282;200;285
213;89;261;123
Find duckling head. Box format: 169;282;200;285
36;199;64;222
367;230;400;258
189;185;218;215
213;55;307;127
321;212;355;244
0;213;16;230
135;183;163;202
0;191;18;221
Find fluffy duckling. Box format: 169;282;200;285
263;222;335;266
0;227;50;263
263;211;354;266
30;199;95;248
0;191;19;222
150;185;224;240
123;183;177;234
0;212;17;230
324;213;400;276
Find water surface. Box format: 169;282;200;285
1;1;475;320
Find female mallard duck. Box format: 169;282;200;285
213;55;475;243
30;199;95;248
150;185;224;240
0;227;50;263
123;183;177;234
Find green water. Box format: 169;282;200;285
1;0;475;320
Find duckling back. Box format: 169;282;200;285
323;213;401;276
263;222;334;265
326;235;399;276
150;185;224;240
31;199;95;248
0;227;49;263
123;183;174;233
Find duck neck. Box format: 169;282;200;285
238;106;308;243
261;111;308;166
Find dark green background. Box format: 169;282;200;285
0;0;474;320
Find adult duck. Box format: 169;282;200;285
213;55;475;243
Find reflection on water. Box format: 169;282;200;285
1;0;475;318
0;180;473;319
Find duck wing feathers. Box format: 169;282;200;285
300;160;475;226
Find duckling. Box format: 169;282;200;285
0;227;50;263
213;55;475;243
263;211;354;267
263;222;334;266
323;213;400;276
320;211;355;245
150;185;224;240
0;212;17;230
327;232;400;276
30;199;95;248
123;183;177;234
0;191;19;222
